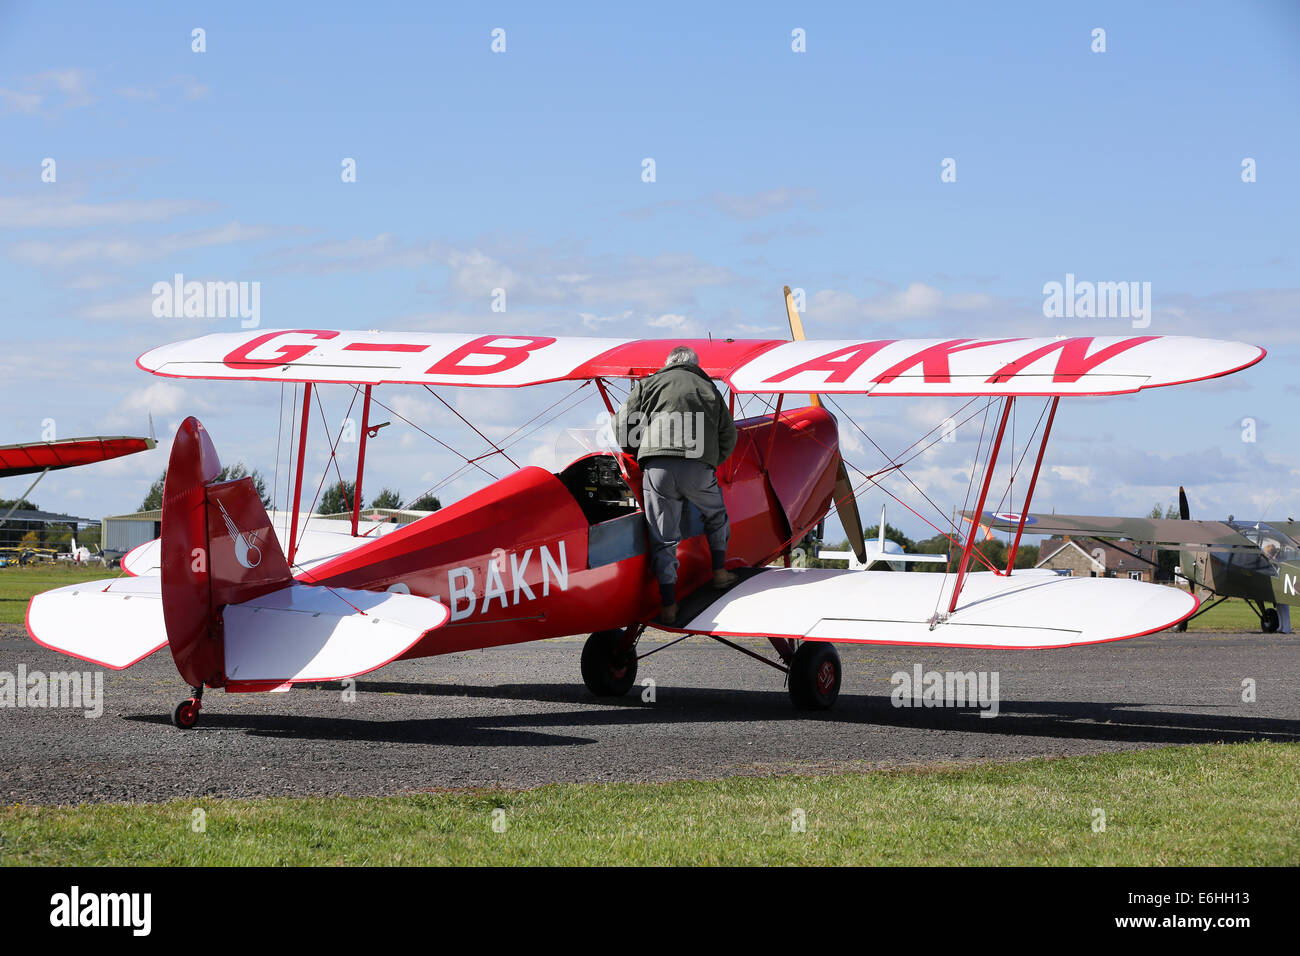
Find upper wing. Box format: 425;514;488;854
671;567;1194;649
728;335;1264;396
969;511;1257;551
137;330;1264;397
0;435;155;479
137;330;780;387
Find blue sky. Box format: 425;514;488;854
1;1;1297;541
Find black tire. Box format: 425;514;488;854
1173;619;1188;633
172;698;200;729
1261;607;1280;634
788;642;841;710
581;629;638;697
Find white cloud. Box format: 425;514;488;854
625;186;817;221
80;292;157;321
272;233;736;311
110;381;191;422
0;68;95;115
0;195;215;229
8;222;286;268
808;282;1001;328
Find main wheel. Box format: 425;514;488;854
172;697;201;729
1261;607;1280;634
788;643;841;710
581;629;638;697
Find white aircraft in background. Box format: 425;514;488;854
819;506;949;572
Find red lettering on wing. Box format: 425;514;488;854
985;336;1157;384
762;341;894;385
874;339;1016;385
224;330;339;370
425;335;556;377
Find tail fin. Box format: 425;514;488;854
162;417;292;688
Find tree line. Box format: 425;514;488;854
138;466;441;515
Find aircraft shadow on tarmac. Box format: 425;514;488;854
124;678;1300;748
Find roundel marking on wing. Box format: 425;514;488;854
991;512;1036;525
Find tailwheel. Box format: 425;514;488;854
788;642;841;710
1261;607;1280;634
172;691;203;729
581;628;639;697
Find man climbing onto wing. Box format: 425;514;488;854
613;345;739;625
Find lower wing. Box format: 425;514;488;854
670;568;1195;649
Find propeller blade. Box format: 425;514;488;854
783;285;821;409
1179;486;1190;520
783;283;865;563
834;459;868;565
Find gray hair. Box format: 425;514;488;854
664;345;699;367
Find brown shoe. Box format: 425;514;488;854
711;570;740;589
656;603;679;626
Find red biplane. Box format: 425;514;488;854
26;292;1265;727
1;434;155;558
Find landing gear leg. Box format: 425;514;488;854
172;685;203;729
581;627;640;697
788;642;841;710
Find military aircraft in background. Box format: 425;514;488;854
971;487;1299;633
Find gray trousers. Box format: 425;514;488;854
641;455;730;604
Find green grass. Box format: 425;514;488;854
2;743;1295;865
1187;598;1271;632
0;564;115;626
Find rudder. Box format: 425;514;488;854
162;416;292;688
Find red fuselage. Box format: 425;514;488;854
300;405;841;658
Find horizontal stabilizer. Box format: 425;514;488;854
674;568;1194;649
222;584;449;685
26;576;167;669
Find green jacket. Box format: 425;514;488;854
612;363;738;469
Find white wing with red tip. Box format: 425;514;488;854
136;330;1264;397
727;336;1265;397
27;576;167;669
675;568;1195;649
222;584;448;684
137;330;634;388
27;575;449;682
